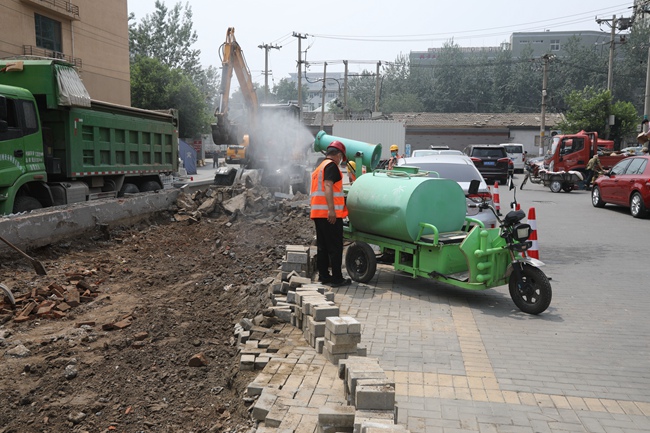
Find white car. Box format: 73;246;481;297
500;143;526;173
399;154;499;228
411;149;463;157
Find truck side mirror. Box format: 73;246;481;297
0;95;7;121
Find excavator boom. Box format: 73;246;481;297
212;27;258;146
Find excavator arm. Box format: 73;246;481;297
212;27;258;146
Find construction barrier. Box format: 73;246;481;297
527;207;539;259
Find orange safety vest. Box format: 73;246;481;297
310;159;348;219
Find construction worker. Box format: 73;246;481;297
310;141;351;287
346;160;357;184
387;144;400;170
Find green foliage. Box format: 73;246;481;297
129;1;201;79
129;1;216;139
131;56;209;139
556;87;638;144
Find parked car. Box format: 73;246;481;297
399;155;498;228
592;155;650;218
463;144;513;185
411;149;464;157
500;143;526;173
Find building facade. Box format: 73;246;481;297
0;0;131;105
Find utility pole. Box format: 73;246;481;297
374;61;381;113
607;15;617;91
539;54;551;156
293;32;307;121
320;63;327;131
258;43;280;103
343;60;349;119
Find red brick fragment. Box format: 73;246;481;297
188;352;209;367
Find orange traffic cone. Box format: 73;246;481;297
527;207;539;259
492;182;500;214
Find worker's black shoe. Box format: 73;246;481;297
318;277;332;284
329;278;351;287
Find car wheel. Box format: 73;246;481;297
630;192;647;219
592;186;605;208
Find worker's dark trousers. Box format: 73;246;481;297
313;218;344;280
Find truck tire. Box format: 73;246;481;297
118;183;139;197
13;196;42;213
140;181;161;192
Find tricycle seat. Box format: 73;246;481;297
421;230;468;245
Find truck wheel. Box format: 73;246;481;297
630;192;647;219
549;179;562;193
118;183;139;197
140;181;161;192
13;196;42;213
345;242;377;284
509;264;552;315
591;186;605;208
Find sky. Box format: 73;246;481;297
127;0;637;88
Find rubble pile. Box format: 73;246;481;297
0;271;103;324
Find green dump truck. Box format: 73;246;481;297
0;59;178;215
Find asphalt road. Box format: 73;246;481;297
333;174;650;433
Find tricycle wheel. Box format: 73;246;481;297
549;179;562;193
345;242;377;283
508;264;552;315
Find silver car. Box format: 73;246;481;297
399;154;499;228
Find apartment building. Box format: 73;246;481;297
0;0;131;105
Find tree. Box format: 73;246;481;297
131;56;209;138
557;86;638;145
129;1;216;138
129;1;201;79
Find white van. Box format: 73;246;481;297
500;143;525;173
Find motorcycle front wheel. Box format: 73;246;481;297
509;264;552;315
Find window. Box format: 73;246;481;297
624;158;646;175
35;13;62;53
550;39;560;51
610;159;631;175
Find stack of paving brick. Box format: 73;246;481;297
292;285;338;348
280;244;312;279
323;316;365;365
318;356;406;433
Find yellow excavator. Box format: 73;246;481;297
212;28;311;192
212;27;258;164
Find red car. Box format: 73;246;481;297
592;155;650;218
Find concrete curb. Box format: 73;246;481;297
0;189;180;250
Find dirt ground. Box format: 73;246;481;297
0;186;316;433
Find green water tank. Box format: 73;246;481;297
347;171;467;242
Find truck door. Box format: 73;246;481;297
558;137;585;171
0;96;27;187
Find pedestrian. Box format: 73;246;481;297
310;141;351;287
583;153;602;190
346;160;357;184
387;144;401;170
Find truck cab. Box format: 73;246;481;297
546;131;617;172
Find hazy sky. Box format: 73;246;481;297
127;0;635;87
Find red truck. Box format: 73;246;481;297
545;130;625;173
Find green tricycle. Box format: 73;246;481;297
342;168;552;315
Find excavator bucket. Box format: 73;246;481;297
211;114;237;146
